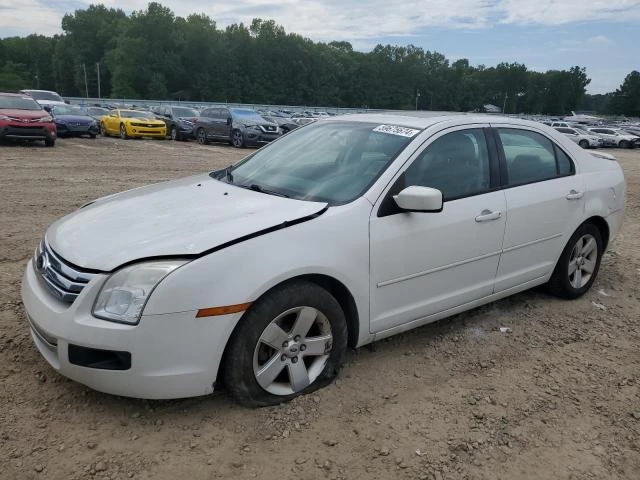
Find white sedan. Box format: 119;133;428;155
554;126;602;148
22;113;626;406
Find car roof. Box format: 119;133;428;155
20;89;59;93
0;92;31;97
328;112;543;130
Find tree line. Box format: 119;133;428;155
0;2;637;116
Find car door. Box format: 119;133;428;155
106;111;118;133
216;108;231;138
197;109;213;136
369;126;506;334
491;126;584;292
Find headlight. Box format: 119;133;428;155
37;116;53;122
92;260;188;324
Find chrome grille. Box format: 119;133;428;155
34;240;96;304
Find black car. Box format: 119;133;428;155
194;107;281;148
261;114;299;134
48;105;100;138
155;105;199;140
82;106;111;122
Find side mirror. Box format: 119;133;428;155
393;186;443;212
227;117;232;125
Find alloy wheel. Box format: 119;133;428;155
170;127;177;141
232;130;243;148
253;306;332;396
568;234;598;289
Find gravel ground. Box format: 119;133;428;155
1;137;639;480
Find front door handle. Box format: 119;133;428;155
566;189;583;200
475;209;502;222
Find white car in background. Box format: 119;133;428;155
587;127;639;149
554;126;602;148
19;89;67;108
22;113;625;406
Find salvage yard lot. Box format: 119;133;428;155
1;137;639;480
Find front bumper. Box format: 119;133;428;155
21;259;238;399
56;123;99;137
243;129;281;146
127;125;167;138
0;123;56;141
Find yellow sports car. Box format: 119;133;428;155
100;109;167;139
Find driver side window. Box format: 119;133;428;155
404;129;491;201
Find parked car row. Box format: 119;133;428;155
542;120;640;149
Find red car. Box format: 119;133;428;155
0;92;57;146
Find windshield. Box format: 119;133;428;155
172;107;198;118
86;107;109;116
230;108;266;123
220;121;418;205
0;95;42;110
25;91;64;102
120;110;154;119
53;105;86;116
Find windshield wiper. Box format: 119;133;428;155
246;183;290;198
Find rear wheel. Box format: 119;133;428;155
578;139;589;149
548;223;603;299
223;281;347;407
119;124;128;140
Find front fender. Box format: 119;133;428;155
143;198;373;346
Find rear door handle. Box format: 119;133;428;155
566;190;583;200
475;209;502;222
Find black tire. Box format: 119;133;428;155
578;139;589;149
119;124;128;140
548;222;603;299
231;129;245;148
196;128;208;145
223;281;348;407
170;126;177;141
619;140;629;149
100;123;108;136
44;138;55;147
89;133;96;139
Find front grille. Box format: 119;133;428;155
261;124;277;132
131;122;161;128
34;240;96;304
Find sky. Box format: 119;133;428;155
2;0;639;93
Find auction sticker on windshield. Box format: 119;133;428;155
373;125;421;137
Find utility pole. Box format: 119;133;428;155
502;92;508;114
415;89;420;110
82;63;89;98
96;62;101;99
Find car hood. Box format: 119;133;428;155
46;174;327;271
0;108;48;119
35;100;67;106
55;114;94;123
125;117;164;123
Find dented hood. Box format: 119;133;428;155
46;174;327;271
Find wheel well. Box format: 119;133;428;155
584;216;610;249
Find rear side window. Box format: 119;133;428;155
497;129;573;186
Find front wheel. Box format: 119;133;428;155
578;139;589;149
119;124;128;140
100;123;108;136
223;281;348;407
44;138;55;147
231;129;245;148
548;223;603;299
170;126;177;141
196;128;208;145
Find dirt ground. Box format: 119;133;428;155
0;136;638;480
